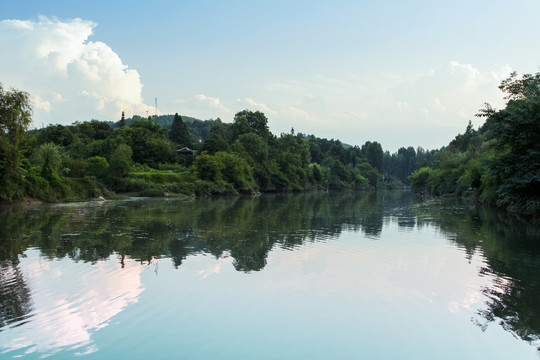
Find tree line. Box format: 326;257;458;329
0;93;407;202
0;70;538;214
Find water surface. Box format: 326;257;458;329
0;191;539;359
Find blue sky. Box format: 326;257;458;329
2;0;540;151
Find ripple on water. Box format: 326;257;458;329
0;250;144;358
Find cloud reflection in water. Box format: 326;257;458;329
0;249;143;357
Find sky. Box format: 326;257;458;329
1;0;540;152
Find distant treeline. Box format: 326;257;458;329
0;71;538;214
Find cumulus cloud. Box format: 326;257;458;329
32;94;51;112
236;97;276;114
0;16;153;126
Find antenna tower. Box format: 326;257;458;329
155;98;158;117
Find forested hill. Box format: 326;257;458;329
0;71;538;215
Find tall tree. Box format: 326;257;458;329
484;94;540;212
498;71;540;101
109;143;133;178
119;111;126;128
0;84;32;148
232;110;272;141
0;84;32;200
361;141;383;172
169;113;192;147
32;143;62;180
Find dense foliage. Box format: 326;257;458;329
410;71;540;215
1;71;538;215
1;85;412;203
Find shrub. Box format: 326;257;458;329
86;156;109;178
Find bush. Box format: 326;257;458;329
24;169;55;201
214;151;256;191
193;179;236;196
86;156;109;178
109;144;133;178
410;167;435;194
63;157;87;178
194;151;224;182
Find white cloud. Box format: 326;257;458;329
195;94;231;114
0;16;153;126
390;61;509;124
0;16;512;152
32;94;51;112
236;97;276;114
252;62;510;150
167;94;233;121
195;94;222;107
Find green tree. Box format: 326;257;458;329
123;118;174;166
356;162;381;189
208;119;233;144
37;124;75;147
71;119;113;141
109;144;133;178
201;133;229;154
484;97;540;212
499;71;540;101
476;71;540;213
86;156;110;178
0;84;32;200
232;110;272;140
214;151;255;190
194;151;224;182
410;167;436;194
119;111;126;128
361;141;383;172
0;84;32;147
169;113;192;147
238;133;269;164
32;143;62;179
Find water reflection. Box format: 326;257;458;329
0;191;539;356
0;257;33;330
413;200;540;349
0;251;143;356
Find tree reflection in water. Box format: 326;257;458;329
0;257;33;330
413;199;540;350
0;191;539;351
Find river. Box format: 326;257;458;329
0;191;539;359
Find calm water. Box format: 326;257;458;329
0;191;539;359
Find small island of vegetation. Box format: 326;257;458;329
0;71;538;216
